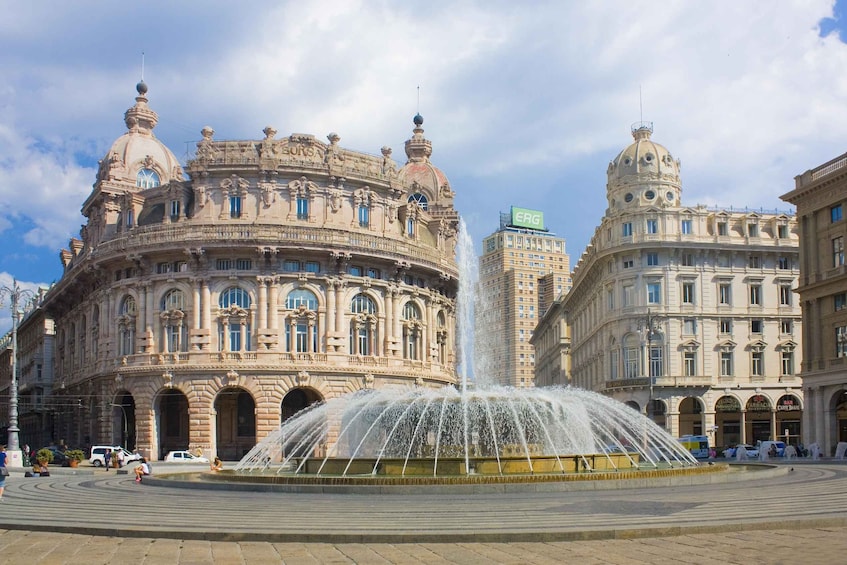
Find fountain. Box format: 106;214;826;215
232;219;701;482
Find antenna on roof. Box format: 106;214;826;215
639;84;643;123
141;51;145;80
417;85;420;114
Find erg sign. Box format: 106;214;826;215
511;206;545;230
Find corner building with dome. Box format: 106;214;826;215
41;83;460;460
554;123;805;450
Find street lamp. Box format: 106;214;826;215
0;279;36;468
638;309;663;422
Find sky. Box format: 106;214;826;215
2;0;847;334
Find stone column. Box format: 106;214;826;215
384;288;393;353
740;411;747;444
202;281;211;332
257;277;268;329
335;283;345;344
192;279;201;331
270;277;280;331
326;280;336;334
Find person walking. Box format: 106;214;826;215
0;445;8;501
103;448;111;472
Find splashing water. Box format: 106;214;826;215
235;219;699;476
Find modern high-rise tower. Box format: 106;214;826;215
476;208;570;387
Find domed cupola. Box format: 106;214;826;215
397;114;454;210
94;81;184;190
606;122;681;212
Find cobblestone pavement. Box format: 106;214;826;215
0;527;844;564
0;461;844;563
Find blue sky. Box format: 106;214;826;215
2;0;847;333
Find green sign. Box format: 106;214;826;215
511;207;544;230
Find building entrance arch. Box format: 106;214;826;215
775;394;802;447
715;395;742;447
746;394;772;443
112;392;137;450
678;397;704;436
215;387;256;460
155;389;189;460
281;387;323;423
836;391;847;444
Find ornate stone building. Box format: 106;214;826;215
552;123;803;449
782;153;847;455
40;82;460;460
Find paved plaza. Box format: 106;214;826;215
0;461;844;564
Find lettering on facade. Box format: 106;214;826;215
777;395;801;411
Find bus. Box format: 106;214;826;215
678;435;710;459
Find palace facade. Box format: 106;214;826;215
31;82;460;460
546;123;804;449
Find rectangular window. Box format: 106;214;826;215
349;266;364;277
229;196;242;218
780;319;793;334
216;259;234;270
778;257;790;270
836;293;847;311
156;262;173;274
297;197;309;220
407;216;415;237
682;253;694;267
683;318;696;335
175;261;187;272
682;282;695;304
623;258;634;269
719;283;732;305
778;224;789;239
170;200;180;219
126;210;134;227
236;259;252;270
647;282;661;304
720;319;732;334
305;261;321;273
717;222;728;236
647;252;659;266
684;352;696;376
748;223;758;237
609;350;619;380
781;351;794;376
720;351;733;376
622;285;634;307
749;284;762;306
649;347;663;377
832;204;843;223
607;289;615;311
751;351;763;376
751;319;763;333
283;260;300;272
837;326;847;358
748;256;761;268
624;347;639;378
779;285;792;306
681;219;692;234
834;236;845;267
366;268;381;279
646;219;658;234
622;222;633;237
358;205;369;227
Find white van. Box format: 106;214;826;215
89;446;141;467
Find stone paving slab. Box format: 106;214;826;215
0;528;845;564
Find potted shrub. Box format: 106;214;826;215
65;449;85;468
36;448;54;467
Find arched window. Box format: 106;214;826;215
350;294;377;355
218;287;252;352
161;289;187;353
402;302;423;360
285;289;318;353
118;296;137;356
136;168;160;189
408;193;428;210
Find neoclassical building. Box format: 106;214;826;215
37;82;460;460
550;123;804;449
782;152;847;455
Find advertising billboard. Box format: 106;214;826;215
510;206;545;230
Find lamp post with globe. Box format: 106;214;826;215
0;279;36;468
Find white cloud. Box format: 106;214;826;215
0;0;843;269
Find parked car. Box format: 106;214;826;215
757;441;786;458
36;446;70;467
723;444;758;459
164;450;209;463
89;446;142;467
